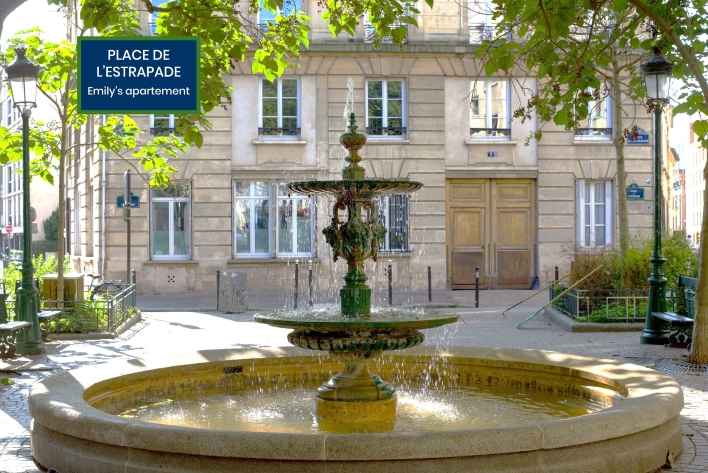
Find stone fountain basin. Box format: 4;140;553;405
29;346;683;473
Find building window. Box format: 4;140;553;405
258;0;301;30
364;11;407;43
259;79;300;137
574;87;611;139
151;114;178;137
233;180;313;257
373;195;409;252
150;182;191;259
576;180;613;246
470;79;510;138
366;79;406;138
468;0;499;44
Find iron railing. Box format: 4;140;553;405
366;126;407;137
6;284;137;334
470;127;511;137
258;127;301;136
574;128;612;137
469;25;512;44
364;24;407;43
549;284;693;322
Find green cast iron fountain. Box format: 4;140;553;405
255;113;457;426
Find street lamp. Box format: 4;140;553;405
640;47;674;345
4;48;44;354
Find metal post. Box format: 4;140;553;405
388;260;393;307
475;266;480;308
308;259;313;308
555;266;559;282
294;260;299;310
131;269;136;285
16;108;44;354
216;269;221;309
551;265;559;301
427;266;432;302
641;103;670;344
124;170;131;286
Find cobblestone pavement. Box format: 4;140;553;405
1;296;707;472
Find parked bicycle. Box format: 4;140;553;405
86;274;125;301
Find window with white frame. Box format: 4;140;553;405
151;114;178;137
468;0;500;44
470;79;510;138
1;84;20;129
373;195;410;252
366;79;406;138
259;78;300;137
576;180;613;246
233;180;313;257
575;87;611;139
151;182;191;259
363;10;408;44
149;0;164;35
258;0;302;30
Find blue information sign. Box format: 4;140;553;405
626;183;645;200
627;128;649;145
78;37;200;114
117;194;140;208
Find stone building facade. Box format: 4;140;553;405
67;1;658;294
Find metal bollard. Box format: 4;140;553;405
294;260;299;310
131;269;136;285
475;266;480;308
388;260;393;307
216;269;221;309
550;265;559;301
427;266;432;302
308;259;313;308
555;266;559;282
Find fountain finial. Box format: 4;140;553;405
340;112;367;180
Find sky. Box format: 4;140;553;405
1;0;66;45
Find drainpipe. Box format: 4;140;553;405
101;115;106;278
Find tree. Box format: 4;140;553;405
0;31;185;304
43;207;59;241
472;0;708;363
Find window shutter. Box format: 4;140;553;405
605;181;613;245
576;180;585;246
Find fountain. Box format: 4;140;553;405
254;113;457;425
27;114;684;472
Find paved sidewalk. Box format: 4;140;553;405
1;290;706;472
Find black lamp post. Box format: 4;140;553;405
640;47;674;345
4;48;44;354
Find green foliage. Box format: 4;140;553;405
2;255;70;299
42;208;59;241
568;232;698;291
33;240;59;255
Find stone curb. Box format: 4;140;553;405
545;306;645;332
48;311;142;341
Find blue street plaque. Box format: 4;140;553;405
627;128;649;145
626;183;644;200
117;194;140;208
78;37;200;114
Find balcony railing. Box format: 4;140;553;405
366;126;407;137
470;127;511;138
574;128;612;137
364;23;407;44
258;127;301;136
469;24;511;44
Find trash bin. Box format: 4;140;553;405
42;273;85;307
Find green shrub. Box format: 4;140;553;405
32;240;58;256
2;255;71;299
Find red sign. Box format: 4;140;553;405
5;225;12;233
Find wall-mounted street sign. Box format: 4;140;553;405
627;127;649;145
77;37;200;114
626;183;645;200
117;193;140;208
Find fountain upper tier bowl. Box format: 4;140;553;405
286;179;422;197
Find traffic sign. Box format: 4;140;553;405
117;193;140;208
5;225;12;233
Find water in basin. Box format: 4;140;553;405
112;383;606;434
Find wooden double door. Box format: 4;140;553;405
446;179;536;289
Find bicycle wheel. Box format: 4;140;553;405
89;281;125;301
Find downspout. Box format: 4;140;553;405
101;114;106;278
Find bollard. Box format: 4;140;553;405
550;265;559;301
131;269;136;285
216;269;221;309
308;259;313;308
427;266;432;302
294;260;299;310
388;260;393;307
475;266;480;308
555;266;559;282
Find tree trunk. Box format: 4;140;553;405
687;159;708;364
612;65;629;260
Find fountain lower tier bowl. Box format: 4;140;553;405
29;347;683;473
285;179;422;197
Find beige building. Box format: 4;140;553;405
66;1;657;294
685;122;707;242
